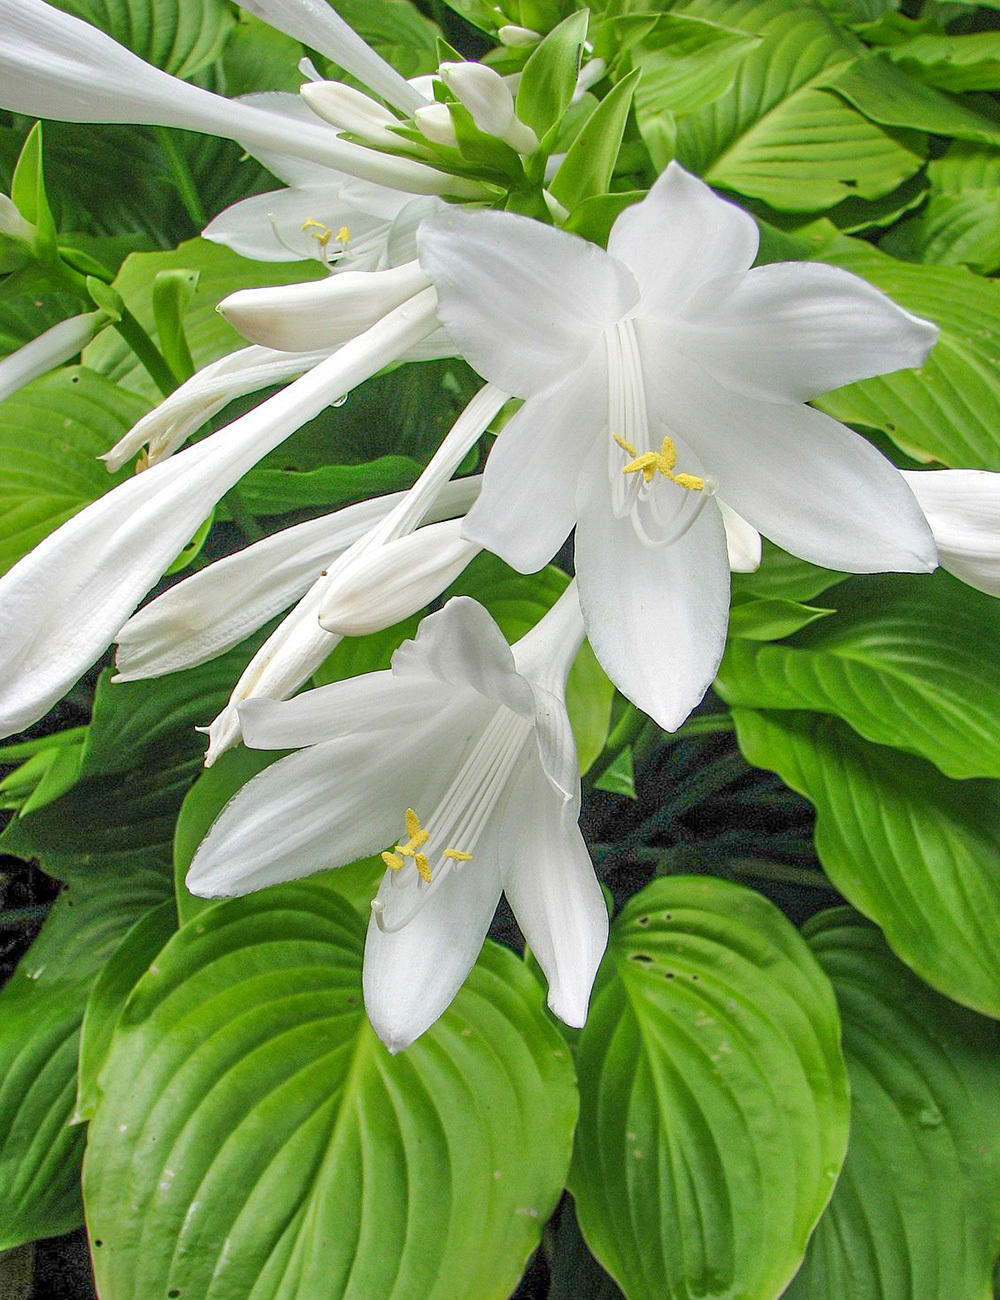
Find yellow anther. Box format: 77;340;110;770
336;225;351;244
619;435;705;492
382;850;404;871
300;216;333;248
443;849;473;862
415;852;433;883
396;807;430;857
384;809;472;885
134;448;150;474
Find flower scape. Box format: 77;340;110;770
2;0;1000;1297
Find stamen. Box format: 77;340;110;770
621;436;705;492
381;850;404;870
301;216;334;248
443;849;473;861
337;225;351;244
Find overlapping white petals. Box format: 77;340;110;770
418;206;639;396
903;469;1000;596
719;501;762;573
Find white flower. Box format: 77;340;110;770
417;161;939;728
0;289;439;738
186;586;608;1052
0;0;476;198
200;382;506;762
902;470;1000;597
0;311;106;405
438;61;538;154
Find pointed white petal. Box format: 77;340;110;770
390;597;535;717
903;469;1000;596
0;0;471;197
363;842;503;1052
574;453;731;731
718;500;762;573
238;0;427;114
608;161;758;315
187;704;465;896
461;360;606;573
203;187;386;266
418;206;638;396
0;312;105;403
680;261;938;404
0;288;439;737
637;332;938;575
501;754;607;1027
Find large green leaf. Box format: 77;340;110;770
53;0;234;78
717;571;1000;780
0;867;171;1251
785;910;1000;1300
733;708;1000;1018
814;236;1000;469
570;875;849;1300
0;366;147;575
83;884;577;1300
675;0;925;211
83;238;324;399
889;31;1000;92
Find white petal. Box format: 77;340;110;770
238;0;427;115
0;0;472;197
218;261;431;352
718;500;762;573
501;754;607;1027
637;334;938;575
461;359;606;573
0;288;439;737
608;161;758;315
417;206;638;397
903;469;1000;596
187;705;466;897
574;453;731;731
203;187;386;266
390;596;535;717
363;842;503;1052
680;261;939;404
0;312;104;403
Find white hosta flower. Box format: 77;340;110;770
102;343;334;472
187;586;608;1051
0;289;439;738
418;161;939;729
0;0;476;198
903;469;1000;597
438;62;538;154
0;311;106;405
114;476;482;682
218;260;432;352
201;382;506;762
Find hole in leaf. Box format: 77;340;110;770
629;953;653;964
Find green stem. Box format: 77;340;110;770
113;307;178;399
721;859;833;890
156;128;207;229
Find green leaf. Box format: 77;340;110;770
732;707;1000;1018
675;0;925;212
785;910;1000;1300
0;867;171;1251
516;10;589;139
226;455;422;517
728;597;834;641
593;745;637;799
319;0;440;79
219;13;305;95
813;236;1000;469
549;70;640;210
83;238;324;399
83;884;578;1300
10;123;57;261
822;52;1000;146
812;0;899;23
74;901;178;1123
0;366;148;575
718;571;1000;780
52;0;235;78
889;31;1000;92
152;268;199;382
570;875;849;1300
731;538;847;603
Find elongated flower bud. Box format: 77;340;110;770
414;103;458;149
0;311;105;405
217;260;432;351
0;193;33;243
497;24;540;47
299;81;403;149
439;61;538;154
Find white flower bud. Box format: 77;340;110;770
414;102;458;149
439;60;538;154
0;193;34;244
497;24;540;47
300;80;401;149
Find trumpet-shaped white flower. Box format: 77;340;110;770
0;311;106;405
114;476;481;681
0;288;439;738
187;586;608;1051
902;469;1000;597
0;0;476;198
200;383;505;762
417;161;939;729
